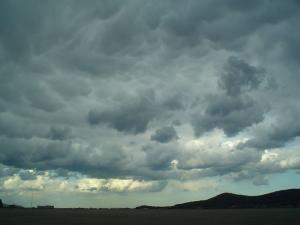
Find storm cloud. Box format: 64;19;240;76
192;56;267;136
151;126;178;143
0;0;300;207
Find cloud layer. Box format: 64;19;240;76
0;0;300;206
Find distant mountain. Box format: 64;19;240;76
136;189;300;209
172;189;300;209
135;205;163;210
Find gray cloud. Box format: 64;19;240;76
219;56;265;96
0;164;19;177
151;126;178;143
193;95;265;136
0;0;299;194
0;136;128;178
142;143;178;172
192;57;267;136
18;170;37;181
48;126;72;140
243;112;300;149
88;92;160;134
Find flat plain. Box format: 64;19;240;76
0;208;299;225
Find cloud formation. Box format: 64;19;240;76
0;0;300;206
151;126;178;143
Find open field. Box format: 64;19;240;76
0;208;300;225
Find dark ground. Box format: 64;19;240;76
0;208;299;225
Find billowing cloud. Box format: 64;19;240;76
219;56;265;96
1;172;166;193
0;0;300;207
151;126;178;143
88;92;160;134
192;95;265;136
192;56;267;137
48;126;72;140
76;178;166;193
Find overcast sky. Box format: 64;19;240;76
0;0;300;208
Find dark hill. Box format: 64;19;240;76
171;189;300;209
135;205;163;210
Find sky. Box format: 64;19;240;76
0;0;300;208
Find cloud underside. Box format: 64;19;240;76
0;0;300;194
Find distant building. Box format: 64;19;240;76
37;205;54;209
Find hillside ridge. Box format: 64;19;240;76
136;189;300;209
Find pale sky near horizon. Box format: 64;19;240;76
0;0;300;208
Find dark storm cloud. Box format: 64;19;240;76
0;164;19;177
0;0;86;64
88;92;160;134
243;112;300;149
155;0;300;54
192;95;265;136
0;137;71;169
0;0;128;78
87;88;186;135
48;126;72;140
192;57;266;136
0;112;51;139
0;0;299;186
0;67;64;112
151;126;178;143
219;56;265;96
0;0;299;66
142;143;178;171
0;0;36;62
0;136;130;178
18;170;37;181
